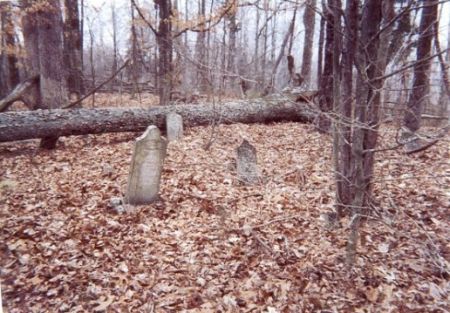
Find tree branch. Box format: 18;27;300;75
63;59;130;109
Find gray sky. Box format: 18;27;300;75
84;0;450;45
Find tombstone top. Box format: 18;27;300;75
137;125;161;143
166;112;184;142
237;139;257;161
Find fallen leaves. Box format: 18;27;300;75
0;122;448;312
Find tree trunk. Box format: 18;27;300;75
226;1;239;95
195;0;208;92
270;7;298;92
331;0;342;217
261;1;269;89
316;0;336;132
403;0;438;132
316;0;325;88
0;99;316;143
0;1;20;98
130;1;141;99
351;0;383;210
336;0;358;213
254;5;260;84
361;0;395;185
21;0;69;149
156;0;173;105
387;3;411;62
435;15;450;117
301;0;317;87
347;0;383;266
63;0;84;98
80;0;84;71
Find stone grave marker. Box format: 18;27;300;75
236;139;260;184
166;112;183;141
126;126;167;205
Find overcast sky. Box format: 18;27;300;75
83;0;450;50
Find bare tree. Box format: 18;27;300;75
316;0;325;87
345;0;383;265
111;2;119;75
195;0;208;92
269;4;298;93
129;0;141;98
316;0;337;133
301;0;317;87
403;1;439;135
335;0;357;212
226;0;239;95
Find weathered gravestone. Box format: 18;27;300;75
166;112;183;141
236;139;260;184
126;126;167;205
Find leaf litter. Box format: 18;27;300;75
0;122;449;312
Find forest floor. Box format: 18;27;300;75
0;96;449;312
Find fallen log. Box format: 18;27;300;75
0;98;316;143
0;76;39;112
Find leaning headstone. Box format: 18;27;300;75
126;126;167;205
166;112;183;141
236;139;260;184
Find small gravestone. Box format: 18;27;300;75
166;112;183;141
126;126;167;205
236;139;259;184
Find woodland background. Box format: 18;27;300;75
0;0;449;312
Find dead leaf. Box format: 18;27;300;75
365;287;379;303
93;295;114;312
378;243;390;253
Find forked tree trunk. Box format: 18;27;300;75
270;7;297;92
20;0;68;149
352;0;383;210
346;0;383;266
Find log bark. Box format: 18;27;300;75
0;99;316;143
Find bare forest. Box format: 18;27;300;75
0;0;449;312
